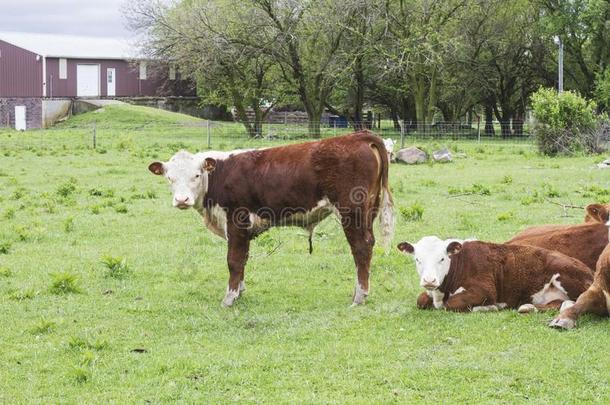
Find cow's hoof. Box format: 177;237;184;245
517;304;537;314
472;305;499;312
351;284;368;306
559;300;575;312
549;317;576;330
221;289;240;307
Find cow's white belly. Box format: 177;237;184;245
531;273;569;305
198;198;336;239
278;197;337;228
200;204;228;240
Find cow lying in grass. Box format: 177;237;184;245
149;131;394;307
506;204;609;270
397;236;593;312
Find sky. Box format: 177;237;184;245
0;0;133;38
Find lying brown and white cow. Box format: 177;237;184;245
397;236;593;312
149;131;395;307
506;204;609;270
550;209;610;329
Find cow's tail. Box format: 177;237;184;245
372;138;395;252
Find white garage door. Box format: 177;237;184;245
77;64;100;97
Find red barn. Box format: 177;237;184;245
0;32;194;129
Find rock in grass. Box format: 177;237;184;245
433;148;453;163
396;147;427;164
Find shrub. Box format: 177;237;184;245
8;288;37;300
56;178;78;198
31;318;57;335
64;216;75;233
0;267;11;277
100;255;130;279
531;88;598;155
49;272;81;294
400;202;424;221
0;241;11;254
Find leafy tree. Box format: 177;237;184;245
126;0;282;137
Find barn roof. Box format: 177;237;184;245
0;31;141;59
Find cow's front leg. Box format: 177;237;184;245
549;287;608;329
223;224;250;307
445;289;490;312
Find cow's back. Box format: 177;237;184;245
447;242;593;308
507;223;608;270
209;132;385;218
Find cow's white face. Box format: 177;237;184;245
148;150;216;210
397;236;463;290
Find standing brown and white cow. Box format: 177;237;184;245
397;237;593;312
506;204;609;270
149;131;394;306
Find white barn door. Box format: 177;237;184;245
14;106;26;131
106;68;116;97
77;64;100;97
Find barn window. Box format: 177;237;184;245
169;65;176;80
139;62;147;80
59;58;67;79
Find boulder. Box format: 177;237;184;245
597;158;610;169
396;147;427;164
433;148;453;163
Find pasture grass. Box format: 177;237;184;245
0;105;609;402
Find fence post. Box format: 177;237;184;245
400;120;405;149
477;116;481;143
206;119;211;148
92;121;96;149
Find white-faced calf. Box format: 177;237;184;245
149;131;394;307
398;236;594;312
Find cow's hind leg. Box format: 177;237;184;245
342;221;375;306
223;225;250;307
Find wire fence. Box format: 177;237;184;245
0;119;536;154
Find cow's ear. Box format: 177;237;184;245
446;241;462;256
585;204;609;224
397;242;414;254
203;158;216;172
148;162;165;176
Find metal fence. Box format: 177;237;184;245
0;119;535;153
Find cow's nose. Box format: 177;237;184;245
175;196;189;204
421;277;438;289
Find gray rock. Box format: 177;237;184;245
396;147;427;164
433;148;453;163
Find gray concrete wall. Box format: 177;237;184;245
42;99;72;128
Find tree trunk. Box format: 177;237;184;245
484;103;495;136
234;101;256;138
307;108;322;137
391;109;400;131
512;113;523;136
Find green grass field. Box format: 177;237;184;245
0;104;609;402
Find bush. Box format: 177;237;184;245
400;202;424;221
49;272;81;294
531;88;598;155
100;255;130;279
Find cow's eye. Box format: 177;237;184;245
439;258;445;263
415;258;420;263
195;174;201;179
